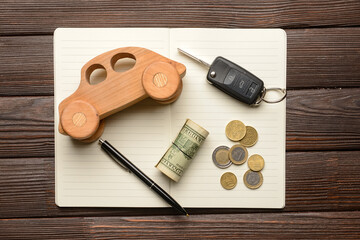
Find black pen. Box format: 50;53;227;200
98;138;189;216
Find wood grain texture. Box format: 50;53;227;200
0;212;360;239
0;158;53;218
1;1;359;239
0;36;53;96
1;151;359;219
286;88;360;151
0;217;90;240
285;151;360;211
1;88;359;158
287;28;360;88
58;47;185;141
1;28;360;96
1;0;360;35
0;97;53;158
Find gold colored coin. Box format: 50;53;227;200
247;154;265;171
220;172;237;190
229;144;248;165
225;120;246;141
243;170;263;189
239;126;258;147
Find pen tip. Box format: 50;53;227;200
98;138;104;145
186;213;189;217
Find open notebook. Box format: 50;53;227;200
54;28;286;208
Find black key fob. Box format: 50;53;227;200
207;57;264;105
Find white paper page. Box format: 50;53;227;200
54;28;172;207
169;29;286;208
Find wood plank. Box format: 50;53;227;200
0;36;53;96
0;97;54;158
285;151;360;212
0;212;359;239
286;89;360;151
1;28;360;96
287;28;360;88
0;216;90;240
1;88;359;158
1;0;360;35
0;158;53;218
87;212;360;239
1;151;359;218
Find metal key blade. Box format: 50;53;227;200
177;48;211;68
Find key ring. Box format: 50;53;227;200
255;87;287;105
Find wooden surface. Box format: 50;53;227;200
0;0;360;239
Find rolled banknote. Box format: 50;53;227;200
156;119;209;182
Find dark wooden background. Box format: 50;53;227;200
1;0;360;239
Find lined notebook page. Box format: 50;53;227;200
55;28;286;208
169;29;286;208
54;28;172;207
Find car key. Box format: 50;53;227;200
178;48;286;105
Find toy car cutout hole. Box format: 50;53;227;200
86;64;107;85
111;53;136;73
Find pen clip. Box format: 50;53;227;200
108;153;131;173
99;138;131;173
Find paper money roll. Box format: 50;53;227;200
156;119;209;182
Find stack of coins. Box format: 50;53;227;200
225;120;258;146
214;120;265;190
244;154;264;189
213;120;257;170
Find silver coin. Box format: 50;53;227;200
246;171;260;185
244;170;263;189
212;146;232;169
229;144;248;165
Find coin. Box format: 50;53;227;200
220;172;237;190
225;120;246;141
243;170;263;189
229;144;248;165
212;146;232;169
247;154;265;171
239;126;258;147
